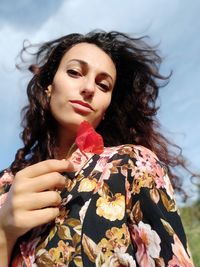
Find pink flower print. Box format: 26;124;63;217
95;146;121;173
0;171;14;187
139;146;158;163
130;221;161;267
168;234;194;267
20;237;41;266
135;158;152;173
93;163;112;194
95;156;111;173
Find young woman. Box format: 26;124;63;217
0;31;194;266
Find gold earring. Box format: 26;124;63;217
45;85;52;97
102;113;106;120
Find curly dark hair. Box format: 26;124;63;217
10;30;193;198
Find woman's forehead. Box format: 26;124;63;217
60;42;116;78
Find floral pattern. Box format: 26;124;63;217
96;193;125;221
0;145;194;266
129;221;162;267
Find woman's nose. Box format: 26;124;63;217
80;77;95;98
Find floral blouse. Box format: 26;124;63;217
0;144;194;267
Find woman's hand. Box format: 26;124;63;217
0;159;74;242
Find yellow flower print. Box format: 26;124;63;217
65;176;77;192
78;177;97;192
132;172;154;194
97;238;113;257
106;224;130;250
49;247;62;262
118;145;136;158
58;240;75;262
106;223;129;241
96;193;125;221
55;207;69;225
106;227;122;240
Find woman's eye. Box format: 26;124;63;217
98;82;110;91
67;69;82;77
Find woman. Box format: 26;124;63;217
0;30;194;266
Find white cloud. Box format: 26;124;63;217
0;0;64;31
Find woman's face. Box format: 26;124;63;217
49;42;116;136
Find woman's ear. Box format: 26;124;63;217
45;85;52;97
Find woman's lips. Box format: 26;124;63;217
69;100;94;114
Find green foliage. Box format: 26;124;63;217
180;198;200;267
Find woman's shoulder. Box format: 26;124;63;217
103;144;167;179
103;144;160;162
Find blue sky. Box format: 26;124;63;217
0;0;199;203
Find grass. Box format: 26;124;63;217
180;198;200;267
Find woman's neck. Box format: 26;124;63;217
54;127;77;160
54;142;77;160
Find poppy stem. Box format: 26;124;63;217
65;143;77;159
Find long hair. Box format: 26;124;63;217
10;30;193;198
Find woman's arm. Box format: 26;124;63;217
126;145;194;267
0;227;17;267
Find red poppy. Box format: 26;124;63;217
75;121;104;155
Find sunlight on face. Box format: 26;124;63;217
49;42;116;137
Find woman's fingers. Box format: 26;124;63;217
28;208;60;227
13;159;75;194
13;191;62;210
10;207;60;231
13;172;66;194
16;159;75;179
32;172;66;192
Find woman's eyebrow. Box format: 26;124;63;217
66;59;114;82
67;59;87;66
